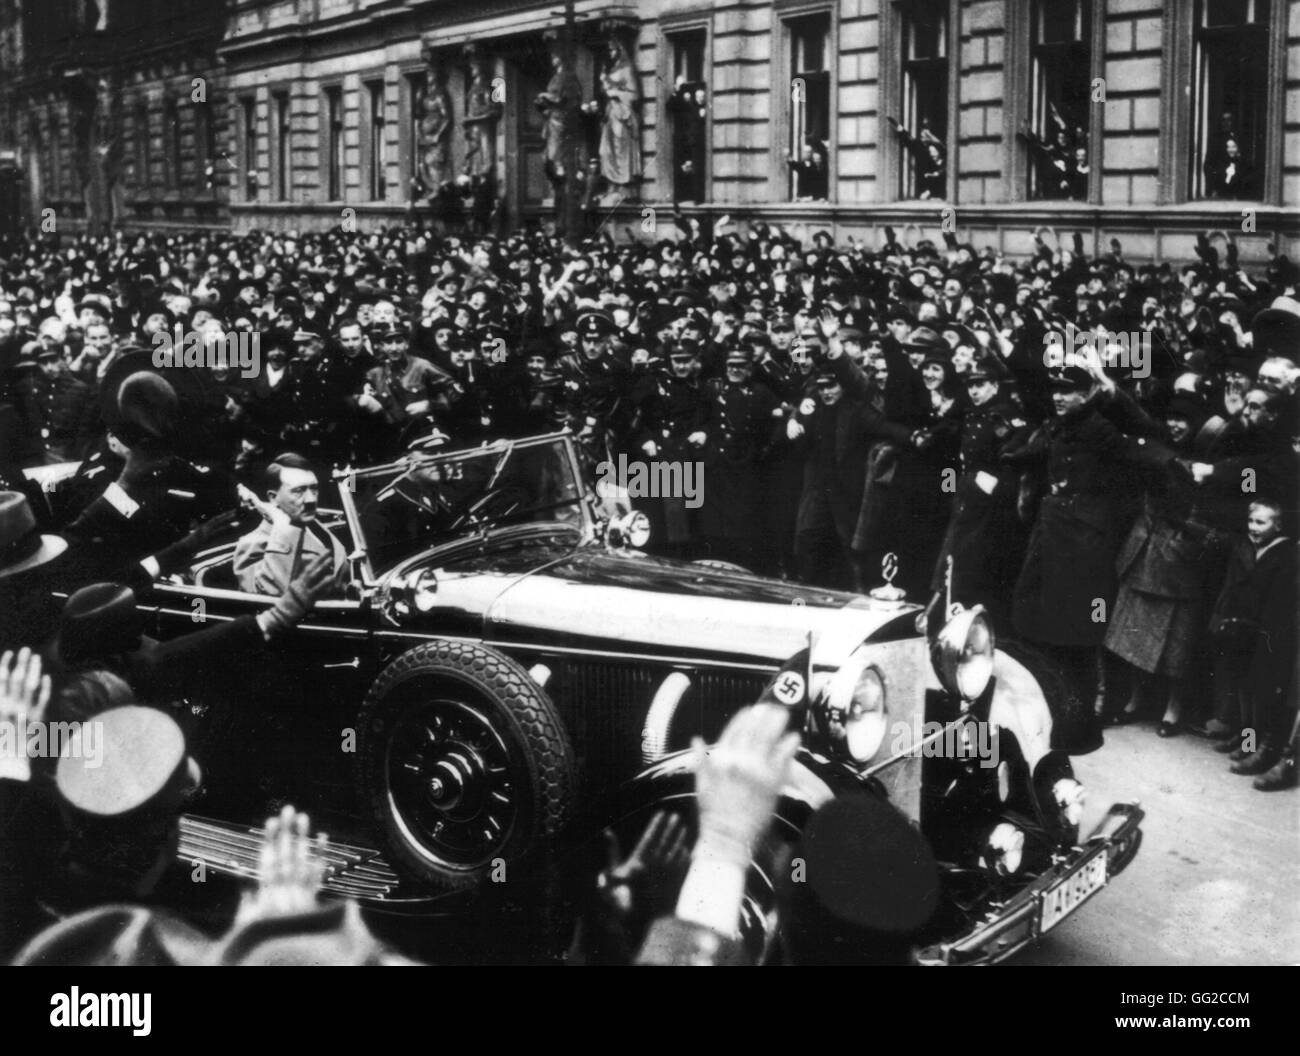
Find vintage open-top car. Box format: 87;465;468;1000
45;430;1143;963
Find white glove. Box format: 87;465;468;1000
974;471;998;496
786;419;805;441
642;440;658;457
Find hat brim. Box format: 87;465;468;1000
0;533;67;580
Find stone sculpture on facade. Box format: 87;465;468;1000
415;45;454;201
463;43;501;182
535;29;583;202
586;27;641;196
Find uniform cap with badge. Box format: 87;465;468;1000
576;310;616;340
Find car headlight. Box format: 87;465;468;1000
931;604;995;702
817;655;888;764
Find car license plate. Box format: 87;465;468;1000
1039;852;1107;934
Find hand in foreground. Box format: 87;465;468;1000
0;648;52;783
598;810;691;917
236;804;329;923
257;553;335;638
691;704;800;869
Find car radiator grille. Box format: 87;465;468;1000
550;659;771;789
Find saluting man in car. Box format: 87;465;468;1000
233;453;349;597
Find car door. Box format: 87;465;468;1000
148;552;378;811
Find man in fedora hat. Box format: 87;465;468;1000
0;489;67;584
0;490;69;651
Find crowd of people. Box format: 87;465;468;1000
1;214;1297;964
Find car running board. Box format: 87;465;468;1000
177;814;449;910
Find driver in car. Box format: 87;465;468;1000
233;453;350;596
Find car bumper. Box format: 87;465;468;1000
915;802;1144;966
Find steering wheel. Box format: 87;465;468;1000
449;484;531;531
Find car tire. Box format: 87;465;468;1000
357;640;576;891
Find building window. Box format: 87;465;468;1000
366;81;387;201
194;102;214;191
163;98;182;190
896;0;949;200
1022;0;1092;200
49;121;62;200
1191;0;1270;199
324;86;344;201
240;97;257;200
273;91;291;200
786;13;830;201
134;102;150;193
405;72;426;197
665;29;707;203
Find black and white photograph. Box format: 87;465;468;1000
0;0;1296;998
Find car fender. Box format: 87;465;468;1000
612;744;870;838
987;649;1053;774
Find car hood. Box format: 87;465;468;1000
420;540;921;666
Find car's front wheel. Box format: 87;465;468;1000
357;641;575;891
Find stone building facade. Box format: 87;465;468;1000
1;0;1296;262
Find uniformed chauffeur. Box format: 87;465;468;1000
699;345;781;568
929;356;1032;628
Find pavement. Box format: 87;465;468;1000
1012;722;1300;966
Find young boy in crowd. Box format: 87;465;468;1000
1208;499;1297;785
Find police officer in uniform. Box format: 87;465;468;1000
557;311;634;461
631;339;708;557
755;317;814;578
282;329;348;467
699;345;780;568
929;357;1031;628
1010;364;1172;750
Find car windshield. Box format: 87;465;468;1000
347;435;588;573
